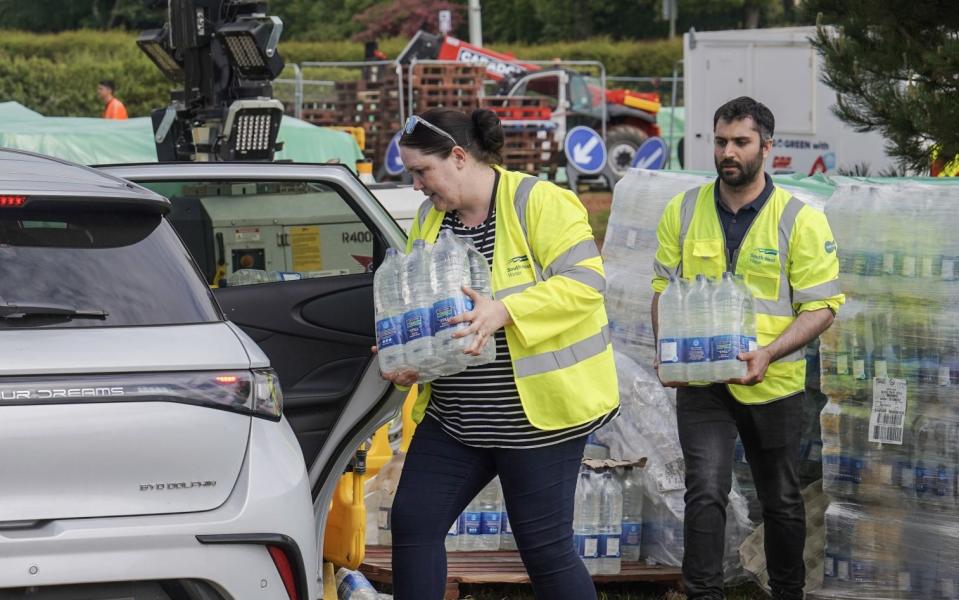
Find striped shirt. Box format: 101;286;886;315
426;188;618;448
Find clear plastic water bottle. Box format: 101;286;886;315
710;272;750;381
735;274;758;353
500;506;516;550
401;240;442;379
459;239;496;366
430;230;473;375
597;469;623;575
620;466;644;562
335;567;379;600
573;469;601;575
462;495;483;551
374;248;409;373
584;433;610;459
657;276;687;382
477;478;503;551
683;274;713;382
445;512;463;552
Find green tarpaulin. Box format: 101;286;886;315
0;101;363;169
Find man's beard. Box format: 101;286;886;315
715;151;764;187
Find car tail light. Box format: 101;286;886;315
267;545;299;600
0;369;283;420
0;195;26;207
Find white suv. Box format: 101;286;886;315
0;150;407;599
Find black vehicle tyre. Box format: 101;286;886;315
605;125;649;181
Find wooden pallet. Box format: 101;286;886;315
360;546;682;600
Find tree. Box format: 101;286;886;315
0;0;163;31
351;0;465;42
806;0;959;174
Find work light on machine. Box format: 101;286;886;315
217;16;284;80
221;99;284;160
136;26;184;83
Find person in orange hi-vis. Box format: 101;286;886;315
97;79;128;120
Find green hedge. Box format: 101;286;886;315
0;30;681;117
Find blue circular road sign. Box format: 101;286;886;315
563;126;607;175
384;131;405;176
631;136;669;170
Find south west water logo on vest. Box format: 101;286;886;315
748;247;779;266
506;255;533;278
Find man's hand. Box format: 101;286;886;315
728;347;773;386
370;346;419;386
450;286;512;356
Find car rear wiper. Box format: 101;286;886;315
0;303;108;320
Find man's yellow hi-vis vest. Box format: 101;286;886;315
406;166;619;430
652;183;845;404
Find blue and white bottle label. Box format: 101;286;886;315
464;511;482;535
683;336;711;363
501;512;512;534
432;295;474;333
376;316;405;349
710;334;739;361
659;337;681;363
403;307;434;341
574;534;600;558
601;533;621;558
621;522;642;547
481;511;501;535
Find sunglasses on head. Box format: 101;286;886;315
403;115;458;146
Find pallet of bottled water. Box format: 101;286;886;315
444;477;514;552
815;181;959;600
374;231;495;383
572;460;647;575
592;351;754;576
656;272;758;383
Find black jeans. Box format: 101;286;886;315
390;415;596;600
677;385;805;600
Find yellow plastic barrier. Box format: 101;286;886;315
366;425;392;478
329;126;366;151
322;450;367;570
400;385;418;453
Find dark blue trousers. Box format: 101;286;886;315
677;385;806;600
390;415;596;600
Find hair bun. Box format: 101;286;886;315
471;109;505;154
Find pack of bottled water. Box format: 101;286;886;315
657;272;758;383
591;351;754;579
373;231;495;382
446;478;503;552
814;181;959;600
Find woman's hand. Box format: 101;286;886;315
370;346;419;386
450;286;513;356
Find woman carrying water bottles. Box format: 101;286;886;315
375;107;620;599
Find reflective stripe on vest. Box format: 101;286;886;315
514;325;611;378
417;199;433;229
513;176;544;281
677;186;804;364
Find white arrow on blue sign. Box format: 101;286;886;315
384;131;405;176
631;136;668;170
563;126;607;175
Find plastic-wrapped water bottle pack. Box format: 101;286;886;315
374;231;495;382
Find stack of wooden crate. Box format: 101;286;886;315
480;96;558;177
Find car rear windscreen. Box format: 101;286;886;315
0;207;221;328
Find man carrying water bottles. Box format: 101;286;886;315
650;96;845;600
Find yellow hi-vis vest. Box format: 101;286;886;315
406;166;619;430
652;182;845;404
